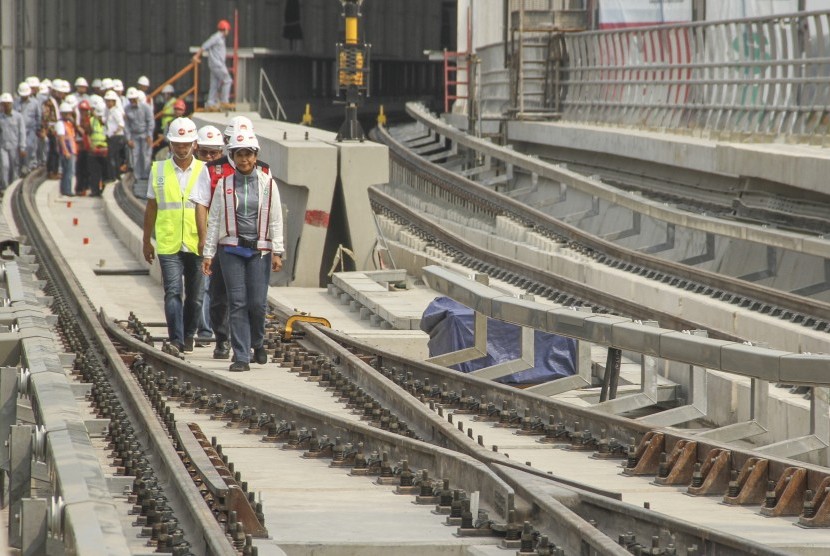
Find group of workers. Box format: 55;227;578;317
142;114;284;372
0;16;235;198
0;74;189;197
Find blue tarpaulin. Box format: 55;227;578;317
420;297;577;385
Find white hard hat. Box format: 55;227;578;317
167;117;198;143
137;75;150;87
38;84;50;95
74;77;89;88
228;131;260;152
112;79;124;92
91;78;103;89
94;105;106;118
137;91;147;103
26;76;40;88
223;115;254;137
65;94;78;107
162;84;175;94
126;87;140;100
104;90;119;101
17;82;31;96
101;78;113;90
197;125;224;147
0;93;13;104
55;79;71;93
41;78;52;89
59;102;73;113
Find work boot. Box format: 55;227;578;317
183;337;194;353
229;361;250;372
254;346;268;365
213;340;230;359
166;342;182;358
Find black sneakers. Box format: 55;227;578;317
183;337;194;353
229;361;250;372
213;340;230;359
254;346;269;365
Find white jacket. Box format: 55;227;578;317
203;168;285;259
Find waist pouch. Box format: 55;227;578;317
223;245;257;258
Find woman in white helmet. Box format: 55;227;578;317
201;131;284;372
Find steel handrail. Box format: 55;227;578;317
258;68;286;121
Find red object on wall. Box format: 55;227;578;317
304;210;330;228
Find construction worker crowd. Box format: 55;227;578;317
0;74;187;196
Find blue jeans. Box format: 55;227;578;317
59;154;75;196
158;251;204;348
218;247;271;363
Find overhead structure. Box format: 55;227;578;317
335;0;371;141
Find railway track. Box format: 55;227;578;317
6;157;829;554
369;106;830;349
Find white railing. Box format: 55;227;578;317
556;9;830;141
258;68;287;121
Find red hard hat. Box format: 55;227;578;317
174;100;186;111
78;100;91;110
217;19;231;31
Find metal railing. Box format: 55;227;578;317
257;68;287;121
553;9;830;141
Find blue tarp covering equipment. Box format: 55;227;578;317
420;297;577;385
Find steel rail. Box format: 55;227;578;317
12;175;234;555
105;306;793;556
369;184;738;340
101;315;520;528
374;112;830;326
314;324;830;489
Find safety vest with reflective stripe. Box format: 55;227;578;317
151;158;205;255
217;170;274;251
89;117;107;150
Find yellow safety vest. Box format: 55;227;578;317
151;158;204;255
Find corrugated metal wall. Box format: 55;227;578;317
1;0;452;94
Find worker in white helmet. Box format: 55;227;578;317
192;19;233;109
74;77;90;101
103;90;126;182
191;124;226;345
201;131;284;371
90;78;103;96
142;117;206;357
83;100;109;197
55;102;77;196
15;83;41;175
124;87;154;182
0;93;26;192
43;80;68;179
136;76;153;106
